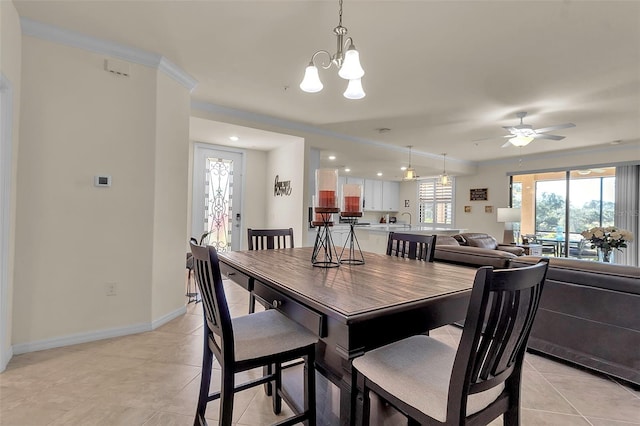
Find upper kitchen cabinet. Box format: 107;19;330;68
364;179;383;211
382;180;400;211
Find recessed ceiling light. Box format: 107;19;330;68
377;172;383;177
344;168;351;172
229;136;239;141
400;166;407;171
328;155;336;160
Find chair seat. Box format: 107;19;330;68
229;309;318;362
353;335;504;422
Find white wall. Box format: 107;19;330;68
0;0;22;370
151;72;191;319
13;35;190;350
266;141;306;247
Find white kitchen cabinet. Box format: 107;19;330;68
382;180;400;211
346;177;365;186
364;179;383;211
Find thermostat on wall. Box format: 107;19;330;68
94;175;112;187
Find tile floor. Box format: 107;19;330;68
1;280;639;426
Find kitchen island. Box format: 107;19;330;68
326;224;465;254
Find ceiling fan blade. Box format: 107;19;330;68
502;126;518;132
533;123;576;133
501;140;513;148
533;133;565;141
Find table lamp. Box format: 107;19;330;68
497;207;521;244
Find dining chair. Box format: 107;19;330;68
247;228;294;313
190;242;317;426
352;259;549;426
248;227;295;250
386;232;437;262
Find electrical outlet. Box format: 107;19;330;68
105;283;117;296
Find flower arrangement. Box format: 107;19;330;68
581;226;634;254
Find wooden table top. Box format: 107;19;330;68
219;247;478;321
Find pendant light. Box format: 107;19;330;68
403;146;416;181
299;0;365;99
440;153;449;185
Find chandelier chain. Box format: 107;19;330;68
338;0;343;27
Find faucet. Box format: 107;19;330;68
401;212;412;226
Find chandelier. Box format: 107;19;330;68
299;0;365;99
403;146;417;181
440;153;449;185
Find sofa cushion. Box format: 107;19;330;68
453;234;467;245
435;236;460;246
498;245;526;256
462;233;499;250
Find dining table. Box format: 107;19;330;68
218;246;478;425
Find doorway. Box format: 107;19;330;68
192;144;244;252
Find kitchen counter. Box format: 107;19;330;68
327;224;466;254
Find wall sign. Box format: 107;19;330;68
274;175;292;196
470;188;488;201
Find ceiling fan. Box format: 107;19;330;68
500;112;575;148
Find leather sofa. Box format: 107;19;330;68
511;256;640;386
434;233;525;268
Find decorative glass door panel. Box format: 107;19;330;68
192;145;243;252
204;157;233;252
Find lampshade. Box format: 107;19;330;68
509;135;534;147
343;78;365;100
440;173;449;186
338;46;365;80
404;167;416;180
300;64;323;93
497;207;521;223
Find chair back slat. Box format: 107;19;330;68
248;228;294;250
449;259;549;417
386;232;437;262
190;243;234;361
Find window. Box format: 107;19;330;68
418;178;454;226
511;167;616;258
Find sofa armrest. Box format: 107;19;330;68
498;245;525;256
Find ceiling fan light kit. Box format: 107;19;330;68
299;0;365;99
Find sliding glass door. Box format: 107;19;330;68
512;167;616;259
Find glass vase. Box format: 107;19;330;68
597;247;613;263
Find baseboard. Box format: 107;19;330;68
12;306;187;355
151;305;188;329
0;345;13;372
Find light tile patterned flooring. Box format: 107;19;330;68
1;280;639;426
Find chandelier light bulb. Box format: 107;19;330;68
300;64;324;93
343;78;365;99
338;45;365;80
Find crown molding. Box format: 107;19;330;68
20;17;197;91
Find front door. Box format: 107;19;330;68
192;144;243;252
